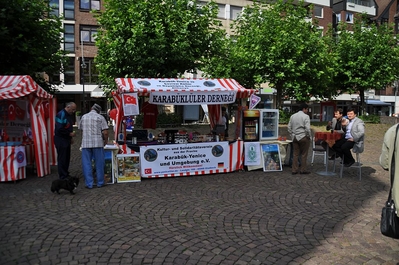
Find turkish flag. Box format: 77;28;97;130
123;94;137;105
144;168;152;174
8;101;16;120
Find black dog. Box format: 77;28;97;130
51;176;79;194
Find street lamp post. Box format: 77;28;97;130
81;60;87;114
394;80;398;115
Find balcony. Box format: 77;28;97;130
346;0;376;16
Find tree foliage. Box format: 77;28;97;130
201;0;336;107
0;0;67;92
95;0;227;92
329;14;399;114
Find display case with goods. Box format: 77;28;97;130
242;110;260;141
259;109;279;140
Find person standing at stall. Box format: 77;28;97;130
222;106;229;138
54;102;77;179
288;103;312;175
79;103;109;189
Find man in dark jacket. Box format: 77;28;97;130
54;102;77;179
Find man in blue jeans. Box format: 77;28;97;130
79;103;109;188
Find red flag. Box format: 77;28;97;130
123;94;137;105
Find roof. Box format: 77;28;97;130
115;78;256;99
366;99;391;105
0;75;53;100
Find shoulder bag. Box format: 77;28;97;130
380;124;399;239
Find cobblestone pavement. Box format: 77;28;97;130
0;125;399;265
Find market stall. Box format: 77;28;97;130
0;75;56;181
112;78;256;179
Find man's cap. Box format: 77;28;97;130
92;103;102;113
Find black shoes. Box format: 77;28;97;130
344;161;355;167
300;171;311;174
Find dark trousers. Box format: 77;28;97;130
55;140;71;179
292;136;310;173
332;138;355;164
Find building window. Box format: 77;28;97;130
336;13;341;23
64;0;74;20
81;58;99;85
217;4;225;19
64;24;75;52
64;57;75;85
50;0;59;16
314;6;323;18
346;12;353;23
80;25;98;45
230;6;242;20
80;0;100;11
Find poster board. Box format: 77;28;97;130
104;149;116;184
116;154;141;183
261;143;282;172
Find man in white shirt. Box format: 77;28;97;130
288;103;312;175
79;103;109;189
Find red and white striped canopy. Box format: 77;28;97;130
115;78;256;99
0;75;55;178
0;75;53;100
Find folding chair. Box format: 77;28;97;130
311;137;327;165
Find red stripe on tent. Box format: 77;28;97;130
47;98;57;166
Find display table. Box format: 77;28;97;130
314;132;342;176
246;140;292;171
138;140;244;178
0;144;27;182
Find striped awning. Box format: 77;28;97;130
115;78;256;99
0;75;55;178
0;75;53;99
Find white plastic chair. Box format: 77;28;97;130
311;137;327;165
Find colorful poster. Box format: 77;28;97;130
140;142;230;177
261;144;282;172
116;154;141;183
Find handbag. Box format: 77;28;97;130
380;124;399;239
381;200;399;238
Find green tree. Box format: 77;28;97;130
95;0;227;93
330;15;399;114
0;0;67;92
202;0;336;108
